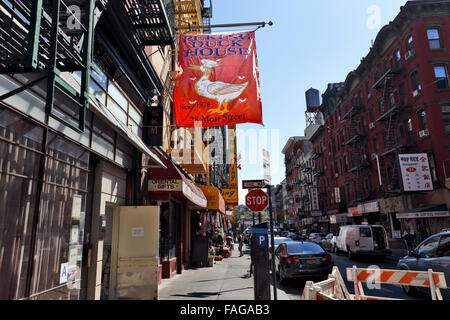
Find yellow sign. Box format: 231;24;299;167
220;188;239;205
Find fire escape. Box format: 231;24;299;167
164;0;213;176
0;0;108;131
373;61;411;194
344;95;368;203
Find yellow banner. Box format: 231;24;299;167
220;188;239;205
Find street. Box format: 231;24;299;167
159;244;445;300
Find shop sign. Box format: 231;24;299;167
220;188;239;205
144;105;163;146
174;31;262;128
396;211;450;219
311;210;322;217
310;188;320;211
348;207;361;217
399;153;433;191
149;179;182;191
294;192;302;208
318;217;329;223
357;200;379;214
334;187;341;203
330;214;348;224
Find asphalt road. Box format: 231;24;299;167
274;252;426;300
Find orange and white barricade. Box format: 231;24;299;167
301;266;351;300
346;266;447;301
301;266;447;300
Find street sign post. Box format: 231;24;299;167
242;179;267;189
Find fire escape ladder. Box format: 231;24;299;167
380;75;394;115
0;0;109;132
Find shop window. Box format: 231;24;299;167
434;65;450;90
31;133;89;299
427;29;442;49
441;105;450;135
0;108;43;299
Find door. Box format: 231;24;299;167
358;227;374;252
109;206;160;300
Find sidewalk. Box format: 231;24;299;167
158;245;292;300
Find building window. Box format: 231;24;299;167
411;70;422;93
427;29;441;49
441;105;450;135
417;110;428;131
394;49;402;69
434;65;450;90
407;35;414;52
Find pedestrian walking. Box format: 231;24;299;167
403;229;416;252
237;233;243;257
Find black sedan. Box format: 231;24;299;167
274;241;334;284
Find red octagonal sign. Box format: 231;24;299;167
245;189;269;212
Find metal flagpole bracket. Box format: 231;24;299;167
175;21;273;31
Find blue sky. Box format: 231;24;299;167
210;0;407;204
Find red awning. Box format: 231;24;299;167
148;149;207;208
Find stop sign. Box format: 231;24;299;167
245;189;269;212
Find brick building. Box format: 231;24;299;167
312;0;450;241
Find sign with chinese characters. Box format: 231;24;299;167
294;192;302;209
309;188;319;211
334;187;341;204
357;200;379;214
348;207;361;217
399;153;433;191
144;105;163;146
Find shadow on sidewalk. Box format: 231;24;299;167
170;286;253;298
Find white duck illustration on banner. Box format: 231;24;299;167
189;59;248;115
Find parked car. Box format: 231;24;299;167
308;233;326;245
269;236;294;260
397;230;450;298
301;229;312;240
335;225;391;260
321;233;337;252
274;241;334;284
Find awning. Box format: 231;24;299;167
147;150;207;207
89;97;166;169
396;204;449;219
197;185;226;214
58;72;166;169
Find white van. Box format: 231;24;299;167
335;225;391;259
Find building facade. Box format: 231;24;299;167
311;0;450;242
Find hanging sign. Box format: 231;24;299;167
174;31;262;127
399;154;434;191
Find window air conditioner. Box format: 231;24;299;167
369;122;375;129
413;89;419;97
419;129;429;138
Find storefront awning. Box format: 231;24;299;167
197;185;226;214
396;204;449;219
148;150;207;207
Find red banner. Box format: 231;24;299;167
174;31;262;128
